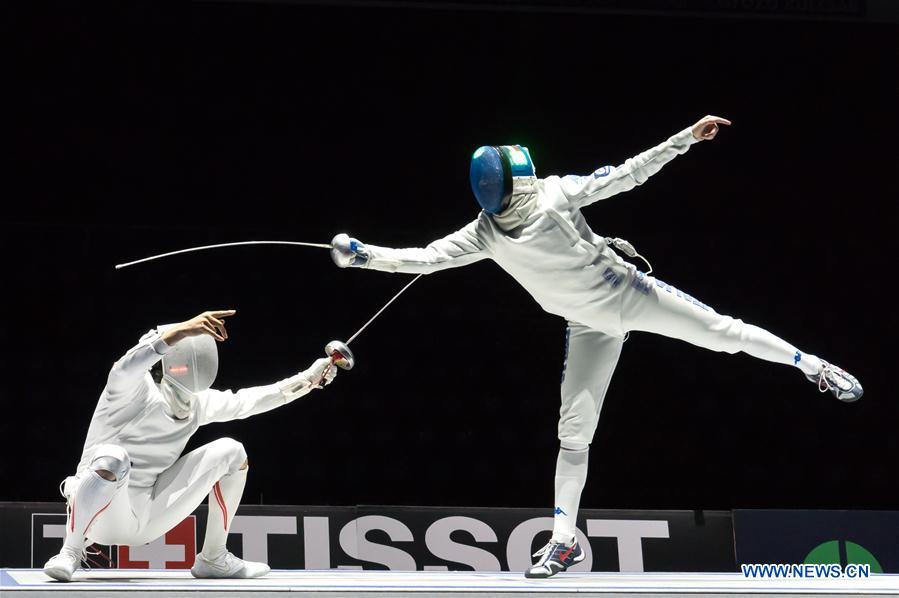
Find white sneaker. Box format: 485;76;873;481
190;551;270;579
43;546;82;582
524;540;585;578
807;361;863;402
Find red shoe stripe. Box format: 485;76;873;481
560;544;575;561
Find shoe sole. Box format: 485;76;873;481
242;566;271;579
524;555;584;579
43;566;73;582
190;566;271;579
833;382;863;402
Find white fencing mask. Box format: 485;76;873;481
156;325;219;419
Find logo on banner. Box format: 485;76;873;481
804;540;884;573
119;516;196;569
13;505;734;572
733;510;899;573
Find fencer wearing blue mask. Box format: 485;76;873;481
331;115;863;579
469;145;537;214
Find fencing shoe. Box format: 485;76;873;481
807;362;863;402
525;540;584;578
43;546;82;582
191;551;270;579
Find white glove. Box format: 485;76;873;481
277;358;337;401
304;357;337;387
331;233;370;268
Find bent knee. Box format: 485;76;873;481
210;437;248;472
90;444;131;482
95;469;117;482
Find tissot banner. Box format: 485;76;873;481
733;510;899;573
1;502;734;572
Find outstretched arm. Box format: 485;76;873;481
331;218;490;274
560;115;731;210
196;358;336;424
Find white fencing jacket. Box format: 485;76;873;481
76;332;315;488
363;127;699;336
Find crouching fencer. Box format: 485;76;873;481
43;310;337;582
331;115;863;578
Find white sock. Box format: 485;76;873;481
201;467;247;560
64;472;119;552
793;350;824;377
739;324;822;376
551;447;588;545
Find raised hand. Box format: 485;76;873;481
691;115;732;141
161;310;236;345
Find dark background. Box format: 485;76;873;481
3;1;897;511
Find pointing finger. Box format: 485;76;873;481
201;322;225;342
204;315;227;339
214;320;229;340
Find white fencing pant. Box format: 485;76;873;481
553;271;818;543
78;438;248;549
558;323;624;447
558;271;819;446
552;323;623;543
620;272;820;375
60;446;131;552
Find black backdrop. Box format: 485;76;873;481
3;1;897;511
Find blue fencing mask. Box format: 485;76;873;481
469;145;535;214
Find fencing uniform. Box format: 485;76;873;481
360;128;819;443
45;330;330;581
333;126;851;561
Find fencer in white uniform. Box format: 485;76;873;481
43;310;338;582
331;115;863;578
